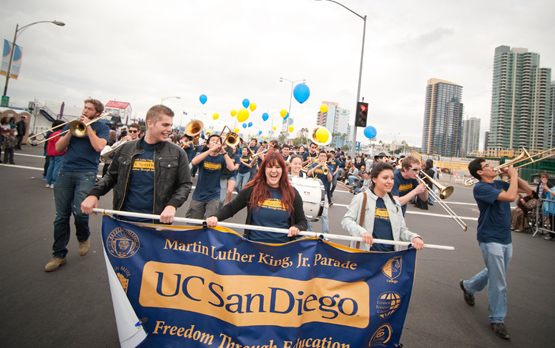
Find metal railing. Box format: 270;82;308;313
531;196;555;237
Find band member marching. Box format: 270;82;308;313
306;150;332;235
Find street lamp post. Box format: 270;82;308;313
161;96;181;104
280;77;306;120
3;20;65;97
316;0;366;159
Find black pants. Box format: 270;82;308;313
3;148;14;163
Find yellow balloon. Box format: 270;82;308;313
230;109;237;117
288;126;294;133
234;127;239;133
249;103;257;112
212;113;219;120
272;126;277;131
237;108;249;123
263;136;266;139
316;127;329;143
205;130;212;134
280;109;287;118
320;104;328;113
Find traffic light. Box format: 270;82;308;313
355;101;368;127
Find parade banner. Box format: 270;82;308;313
102;215;417;348
1;39;22;79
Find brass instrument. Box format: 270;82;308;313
464;148;555;186
416;173;467;231
247;147;268;161
27;120;70;145
28;112;112;145
309;126;332;147
183;120;204;146
100;138;128;162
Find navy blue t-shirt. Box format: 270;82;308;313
193;154;226;202
474;180;512;244
392;169;418;215
249;187;292;244
238;155;252;174
371;194;395;252
60;121;110;172
121;140;156;220
228;154;240;179
309;162;330;193
328;158;338;173
302;151;318;162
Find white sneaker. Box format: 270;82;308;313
46;184;50;188
50;184;54;189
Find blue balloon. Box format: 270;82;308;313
199;94;207;105
288;118;293;126
243;123;247;129
283;112;289;121
258;130;262;135
364;126;377;140
248;122;253;127
262;113;269;121
242;98;250;108
293;84;310;104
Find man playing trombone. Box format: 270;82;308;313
392;155;428;215
460;158;531;340
45;99;110;272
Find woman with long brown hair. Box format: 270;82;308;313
206;151;307;243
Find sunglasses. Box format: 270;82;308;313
410;168;419;171
129;130;138;133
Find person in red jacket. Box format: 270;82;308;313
45;120;67;188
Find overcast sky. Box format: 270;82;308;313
1;0;554;148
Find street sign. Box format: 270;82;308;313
1;96;9;107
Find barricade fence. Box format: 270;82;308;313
532;196;555;237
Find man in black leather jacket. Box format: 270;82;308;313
81;105;192;223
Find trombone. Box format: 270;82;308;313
28;112;112;145
182;120;204;148
301;126;332;173
416;172;467;231
464;147;555;186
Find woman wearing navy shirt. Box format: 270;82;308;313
342;162;424;251
207;152;307;244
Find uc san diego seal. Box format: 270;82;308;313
107;227;140;258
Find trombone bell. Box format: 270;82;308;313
184;120;204;137
224;132;240;147
69;120;88;137
310;126;332;147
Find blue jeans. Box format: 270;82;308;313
235;172;250;193
52;171;97;258
307;196;329;234
348;175;359;185
463;242;513;323
46;155;64;185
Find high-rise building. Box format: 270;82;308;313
461;117;481;156
317;101;350;148
488;45;552;151
551;81;555;147
421;78;464;156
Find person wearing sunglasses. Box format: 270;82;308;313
391;155;428;215
460;158;531;340
127;123;141;141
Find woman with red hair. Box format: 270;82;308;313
206;151;307;243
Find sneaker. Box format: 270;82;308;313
544;236;553;241
78;239;90;256
50;184;54;189
45;257;67;272
490;323;510;340
459;280;475;306
46;184;50;188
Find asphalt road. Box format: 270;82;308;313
1;145;554;348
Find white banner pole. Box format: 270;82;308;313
92;208;454;251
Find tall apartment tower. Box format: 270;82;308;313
461;117;481;156
421;78;464;156
488;45;552;151
317;101;350;148
551;81;555;147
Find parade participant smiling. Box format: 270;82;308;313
206;152;307;244
342;162;424;252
